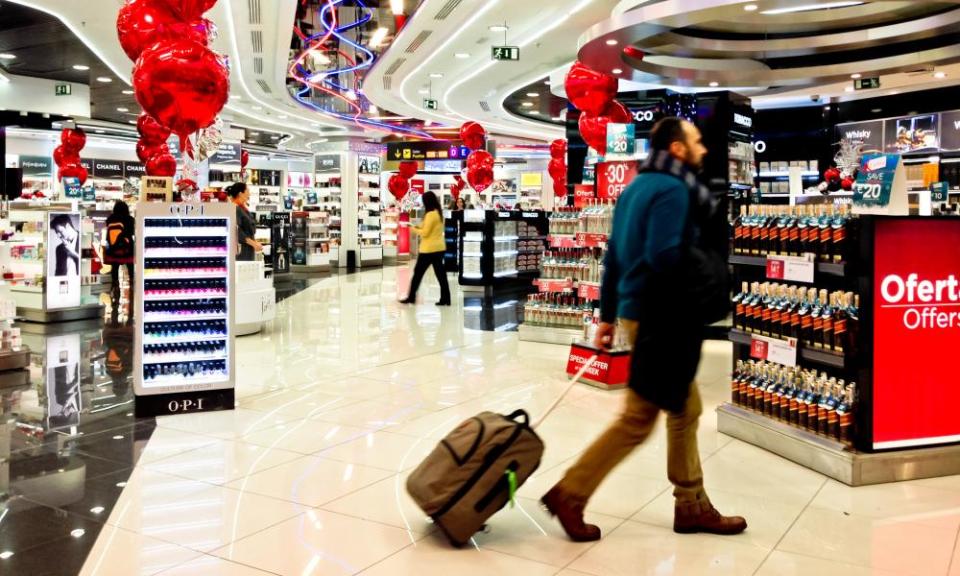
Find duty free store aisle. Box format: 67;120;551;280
66;267;960;576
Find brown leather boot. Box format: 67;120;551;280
674;500;747;535
541;486;601;542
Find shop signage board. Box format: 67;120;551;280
20;155;53;177
291;212;307;265
538;279;573;293
93;159;123;179
837;120;885;153
566;343;629;390
123;161;146;178
315;154;341;172
491;46;520;61
574;184;594;208
852;154;908;215
576;232;607;248
46;211;82;310
940;111;960;151
578;281;600;301
883;113;939;154
931;181;950;202
410;179;426;195
82;187;96;202
766;253;815;284
78;158;93;172
596;160;638;200
606;123;635;158
871;218;960;449
141;176;174;202
748;334;798;367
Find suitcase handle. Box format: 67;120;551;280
504;409;530;427
532;354;599;430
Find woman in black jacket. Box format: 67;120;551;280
104;200;135;299
227;183;262;261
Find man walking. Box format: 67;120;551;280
541;117;747;541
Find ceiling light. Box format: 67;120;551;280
252;105;263;111
95;129;105;133
743;3;758;11
230;94;241;100
278;114;288;119
851;73;861;79
455;53;470;59
489;24;509;32
370;27;389;48
251;132;260;136
0;53;15;60
127;120;136;124
845;86;854;92
521;102;534;107
90;506;105;515
271;135;280;140
709;81;719;87
605;39;618;46
390;0;404;15
761;2;863;15
872;108;882;113
429;73;444;79
122;89;134;95
935;71;947;79
526;92;539;97
116;107;128;112
70;529;86;539
0;551;13;560
544;80;552;86
72;64;89;71
96;76;112;83
529;111;540;115
612;68;623;74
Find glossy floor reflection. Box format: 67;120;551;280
14;265;960;575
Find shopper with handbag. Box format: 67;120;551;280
104;200;135;301
400;191;451;306
541;118;746;542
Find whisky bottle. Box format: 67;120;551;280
746;366;760;410
807;378;823;434
788;373;803;425
750;206;763;255
767;208;783;255
760;283;775;337
734;205;748;255
818;377;837;435
786;207;801;256
739;361;753;408
731;360;745;405
755;366;768;413
749;282;764;334
838;382;856;444
828;380;844;439
796;207;810;255
733;282;749;331
797;375;812;430
831;205;848;263
787;286;802;340
833;292;850;354
813;289;829;349
818;206;834;262
810;289;826;349
772;370;787;420
798;288;815;348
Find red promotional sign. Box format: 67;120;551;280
576;232;608;248
410;179;426;195
873;219;960;449
750;339;769;360
578;281;600;301
596;160;638;200
538;279;574;293
574;184;595;208
549;235;577;248
766;259;785;280
565;343;630;390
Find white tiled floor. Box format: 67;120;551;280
80;267;960;575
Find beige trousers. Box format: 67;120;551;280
558;319;709;508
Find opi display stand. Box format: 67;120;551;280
718;216;960;486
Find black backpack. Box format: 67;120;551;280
106;221;133;258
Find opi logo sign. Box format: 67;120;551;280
734;113;753;128
167;398;206;413
632;110;655;122
846;130;871;140
169;204;205;216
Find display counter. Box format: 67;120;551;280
235;260;276;336
458;210;548;293
718;214;960;485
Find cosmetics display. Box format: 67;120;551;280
315;172;342;259
733;204;855;263
357;156;383;265
457;210;548;287
135;203;235;413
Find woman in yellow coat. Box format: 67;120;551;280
400;191;452;306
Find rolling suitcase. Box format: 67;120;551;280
406;355;599;546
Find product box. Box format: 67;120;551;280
566;342;630;390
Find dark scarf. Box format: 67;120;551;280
640;149;719;220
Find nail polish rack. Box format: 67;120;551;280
135;205;235;408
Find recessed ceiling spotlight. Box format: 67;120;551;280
0;53;15;60
850;73;862;79
845;86;854;92
526;92;539;97
72;64;89;70
116;107;128;112
271;135;280;140
127;120;136;124
935;71;947;79
95;129;105;133
122;89;134;95
70;529;86;539
90;507;105;515
369;27;389;48
544;80;552;86
761;2;864;15
418;88;430;95
429;73;444;79
278;114;288;119
230;94;241;100
872;108;882;113
743;3;758;11
521;102;534;107
530;111;540;115
824;105;830;110
612;68;623;74
709;81;719;87
251;132;260;136
489;24;509;32
606;39;618;46
455;53;470;59
0;551;13;560
96;76;113;83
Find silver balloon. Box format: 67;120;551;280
195;118;223;162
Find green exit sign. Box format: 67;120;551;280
423;99;438;110
55;83;72;96
854;77;880;90
491;46;520;61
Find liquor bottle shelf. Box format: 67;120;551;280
729;254;847;277
728;329;847;368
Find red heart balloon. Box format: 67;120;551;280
578;100;632;154
156;0;217;20
388;174;409;200
60;128;86;154
550;139;567;159
460;122;486;151
565;61;618;116
116;0;185;62
53;145;77;168
241;149;250;169
466;150;494;172
137;113;171;146
553;180;568;198
841;177;854;191
398;160;418;179
134;39;230;142
548;158;566;180
146;152;177;177
58;162;88;185
137;141;169;163
824;167;841;183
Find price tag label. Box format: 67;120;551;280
605;123;635;158
596;160;638;200
576;232;608;248
578;282;601;301
538;279;573;293
766;254;815;283
549;235;577;248
574;184;595;208
931;181;950;202
749;335;798;367
853;153;899;208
